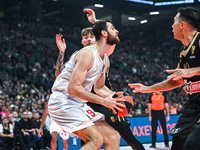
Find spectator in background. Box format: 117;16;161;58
15;61;26;80
31;112;48;150
0;117;14;150
27;111;33;119
19;110;39;149
0;106;9;118
8;114;28;150
12;111;20;122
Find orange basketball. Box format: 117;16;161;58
113;92;134;117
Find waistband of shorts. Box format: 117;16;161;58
52;90;87;105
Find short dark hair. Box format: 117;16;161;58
178;7;200;29
92;19;111;41
81;27;93;36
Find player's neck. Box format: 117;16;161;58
181;29;197;47
96;40;112;59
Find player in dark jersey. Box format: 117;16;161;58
129;7;200;150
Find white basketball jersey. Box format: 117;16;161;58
52;44;108;103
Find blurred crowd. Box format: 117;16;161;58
0;13;189;149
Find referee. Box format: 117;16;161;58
148;92;169;148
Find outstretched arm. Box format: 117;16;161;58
128;78;184;93
83;8;99;24
55;34;67;77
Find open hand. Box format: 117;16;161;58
56;34;66;52
83;8;97;24
167;68;196;80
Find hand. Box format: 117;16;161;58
102;94;125;115
83;8;97;24
38;128;43;137
166;115;170;121
149;116;152;122
56;34;66;53
24;132;29;136
33;130;36;135
167;68;196;80
10;134;14;138
128;83;150;93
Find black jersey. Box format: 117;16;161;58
169;32;200;137
179;32;200;101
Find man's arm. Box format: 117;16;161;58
165;103;170;121
94;58;114;97
55;34;67;77
94;76;114;98
68;50;124;114
38;102;48;137
0;131;14;138
129;78;184;93
19;120;29;136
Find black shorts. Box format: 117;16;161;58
105;114;130;130
168;100;200;138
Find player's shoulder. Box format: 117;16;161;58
78;45;97;58
77;48;94;59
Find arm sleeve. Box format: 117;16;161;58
0;124;3;133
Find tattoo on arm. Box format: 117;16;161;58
55;51;65;77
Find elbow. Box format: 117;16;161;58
68;86;76;96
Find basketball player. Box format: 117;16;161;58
129;7;200;150
48;19;125;150
82;8;145;150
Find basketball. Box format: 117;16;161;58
113;92;134;117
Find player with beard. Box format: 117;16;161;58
48;19;125;150
55;9;145;150
81;8;145;150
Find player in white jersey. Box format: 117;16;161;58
48;19;125;150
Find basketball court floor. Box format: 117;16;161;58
117;141;172;150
